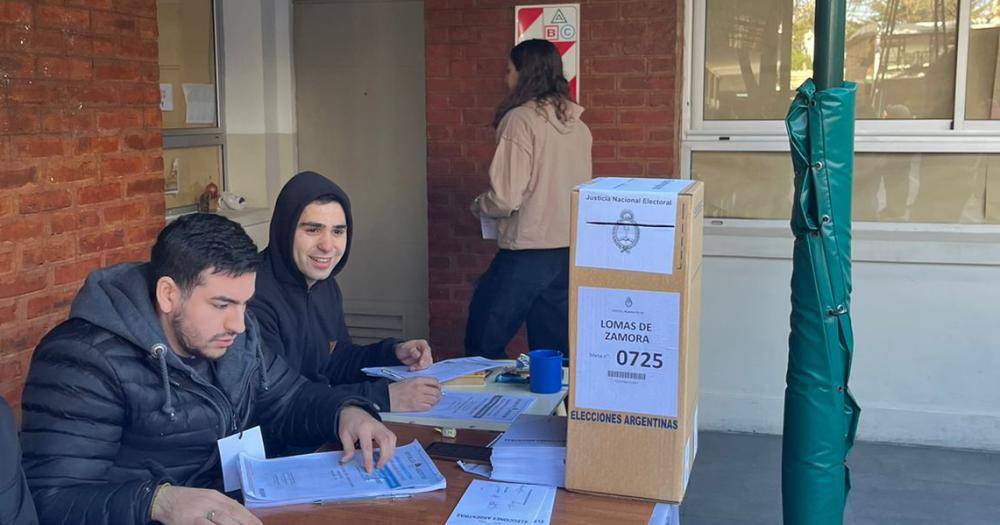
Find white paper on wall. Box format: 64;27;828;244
183;83;216;124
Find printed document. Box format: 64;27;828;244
445;480;556;525
396;391;534;425
182;83;216;124
575;177;690;275
363;356;506;384
575;286;680;417
239;440;445;508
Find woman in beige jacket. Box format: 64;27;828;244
466;39;593;359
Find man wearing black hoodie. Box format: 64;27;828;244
1;398;37;525
20;213;395;525
250;171;441;415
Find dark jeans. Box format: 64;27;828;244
464;248;569;359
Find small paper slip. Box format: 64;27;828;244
457;460;492;478
445;480;556;525
362;356;506;384
217;426;266;492
480;216;498;240
395;392;534;425
239;440;445;508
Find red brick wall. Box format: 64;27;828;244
425;0;683;358
0;0;164;409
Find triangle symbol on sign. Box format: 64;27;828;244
551;9;568;24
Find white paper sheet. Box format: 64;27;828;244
239;440;445;508
395;391;534;424
492;415;566;448
458;460;493;478
363;356;505;384
217;426;265;492
575;178;690;275
182;83;216;124
574;286;681;417
491;415;566;487
481;216;498;240
159;83;173;111
445;480;556;525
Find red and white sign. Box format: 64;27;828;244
515;4;580;101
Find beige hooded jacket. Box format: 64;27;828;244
475;99;593;250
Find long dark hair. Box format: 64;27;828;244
492;39;571;128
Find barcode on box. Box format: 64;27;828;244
608;370;646;381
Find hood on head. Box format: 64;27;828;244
536;99;585;135
266;171;354;287
70;262;171;353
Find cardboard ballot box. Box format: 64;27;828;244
566;178;703;503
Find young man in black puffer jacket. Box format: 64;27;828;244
19;213;397;525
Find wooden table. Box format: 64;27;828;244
252;423;656;524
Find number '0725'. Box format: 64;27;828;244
615;350;663;368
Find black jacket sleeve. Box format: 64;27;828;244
20;338;161;525
252;343;381;449
0;399;38;525
250;300;399;412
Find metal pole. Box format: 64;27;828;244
813;0;847;90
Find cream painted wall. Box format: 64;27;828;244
220;0;298;246
699;228;1000;451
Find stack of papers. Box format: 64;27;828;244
238;440;445;508
362;356;506;384
446;480;556;525
490;415;566;487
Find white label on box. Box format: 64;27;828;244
575;286;680;417
575;178;689;275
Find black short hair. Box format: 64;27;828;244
149;213;260;296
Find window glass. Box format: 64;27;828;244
693;151;1000;223
704;0;958;120
163;145;223;212
965;0;1000;120
157;0;218;129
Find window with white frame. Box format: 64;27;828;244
157;0;225;213
684;0;1000;225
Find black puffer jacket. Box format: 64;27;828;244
20;263;376;525
250;171;400;412
1;398;37;525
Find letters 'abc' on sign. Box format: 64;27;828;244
515;4;580;101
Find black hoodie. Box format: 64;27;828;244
250;171;401;412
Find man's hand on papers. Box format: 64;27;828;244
388;377;442;412
150;485;262;525
338;406;397;474
394;339;433;371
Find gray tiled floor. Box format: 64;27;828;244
679;432;1000;525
